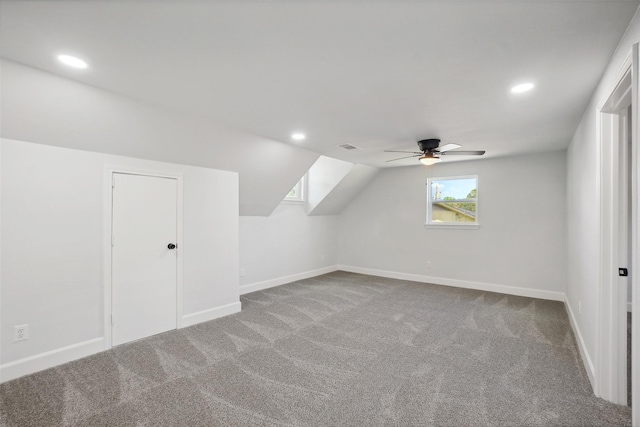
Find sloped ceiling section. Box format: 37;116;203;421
0;60;319;216
3;2;637;168
306;156;354;214
306;156;380;216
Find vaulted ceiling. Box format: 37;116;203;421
2;1;638;168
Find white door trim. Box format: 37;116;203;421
631;44;640;426
596;45;636;408
103;166;184;350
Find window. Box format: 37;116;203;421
284;176;305;203
426;175;478;226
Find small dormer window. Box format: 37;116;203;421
284;176;305;203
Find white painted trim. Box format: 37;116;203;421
596;49;635;405
0;338;104;384
176;178;185;332
103;166;184;350
0;299;242;383
102;169;113;350
631;43;640;426
599;52;633;113
423;224;480;230
426;174;479;226
180;302;242;328
239;266;338;295
565;296;596;387
594;84;604;402
337;267;597;386
283;174;306;203
337;265;565;301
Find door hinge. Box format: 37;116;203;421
112;175;115;188
619;268;629;277
111;315;113;325
111;235;115;247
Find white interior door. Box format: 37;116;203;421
111;173;178;346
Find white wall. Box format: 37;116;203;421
1;139;239;378
338;152;567;298
238;157;378;294
0;60;318;216
566;7;640;382
239;203;338;293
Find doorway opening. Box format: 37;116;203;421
598;47;636;410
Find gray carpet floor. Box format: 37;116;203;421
0;271;632;426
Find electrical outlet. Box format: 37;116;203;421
578;300;581;315
240;268;246;277
14;324;28;341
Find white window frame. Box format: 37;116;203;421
283;175;306;204
425;174;480;229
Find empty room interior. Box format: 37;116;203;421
4;1;640;425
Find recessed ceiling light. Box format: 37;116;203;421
291;133;306;141
511;83;535;94
58;55;88;69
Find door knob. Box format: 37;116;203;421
168;243;176;250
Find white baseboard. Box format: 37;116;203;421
0;337;105;384
0;301;243;384
239;265;339;295
337;265;565;302
337;265;596;387
181;301;242;328
565;295;595;387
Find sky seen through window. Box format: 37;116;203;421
430;178;476;200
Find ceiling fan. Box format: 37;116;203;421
385;139;485;165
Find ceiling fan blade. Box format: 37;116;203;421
435;143;462;153
439;150;486;156
384;150;423;154
385;154;421;162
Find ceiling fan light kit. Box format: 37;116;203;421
384;138;486;165
419;154;441;165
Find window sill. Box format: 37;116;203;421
281;199;305;205
424;223;480;230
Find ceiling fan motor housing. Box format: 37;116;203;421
418;139;441;152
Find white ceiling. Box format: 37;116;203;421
1;1;638;168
